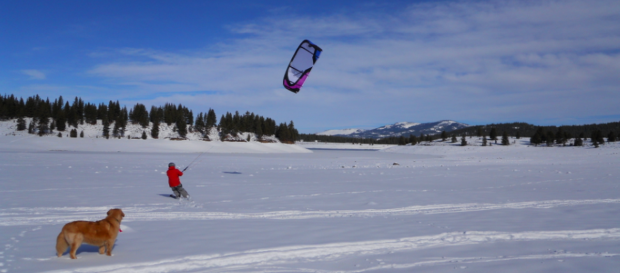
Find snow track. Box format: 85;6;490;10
44;228;620;273
2;198;620;226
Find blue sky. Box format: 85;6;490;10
1;0;619;133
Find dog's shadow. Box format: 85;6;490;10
59;241;119;256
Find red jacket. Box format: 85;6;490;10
167;167;183;187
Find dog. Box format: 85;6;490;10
56;208;125;259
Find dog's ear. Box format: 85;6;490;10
121;211;125;218
107;209;112;216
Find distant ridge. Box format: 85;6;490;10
316;128;366;136
316;120;469;139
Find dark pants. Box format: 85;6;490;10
171;184;189;198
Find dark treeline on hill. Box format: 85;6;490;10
300;121;620;145
448;122;620;141
0;94;297;142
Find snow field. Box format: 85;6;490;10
0;136;619;272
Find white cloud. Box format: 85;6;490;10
21;69;46;80
86;0;620;131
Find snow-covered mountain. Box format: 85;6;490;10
317;120;469;139
316;128;366;136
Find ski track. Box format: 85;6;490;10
43;228;620;273
267;252;620;273
2;198;620;226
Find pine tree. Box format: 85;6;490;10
254;118;263;138
591;130;604;144
17;117;26;131
608;131;617;142
288;121;299;141
70;129;77;138
502;131;509;145
451;134;457;143
575;137;583;146
38;116;49;136
102;116;110;138
530;133;541;146
441;131;447;141
516;131;521;139
206;109;217;129
80;130;84;138
555;128;566;145
545;131;555;146
151;120;160;139
476;127;483;137
398;136;406;145
176;116;187;138
194;113;205;134
489;128;497;141
482;136;487;146
460;135;467;146
141;131;147;140
409;135;418;145
276;123;291;143
28;120;35;134
57;132;62;138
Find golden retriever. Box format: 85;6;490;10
56;208;125;259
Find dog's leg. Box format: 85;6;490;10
105;239;114;256
99;245;105;254
69;235;82;259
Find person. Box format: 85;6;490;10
167;162;189;199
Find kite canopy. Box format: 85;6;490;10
283;40;322;93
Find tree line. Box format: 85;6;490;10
299;121;620;146
448;122;620;140
0;94;297;142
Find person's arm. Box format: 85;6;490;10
178;169;183;176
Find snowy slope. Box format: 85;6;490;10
2;118;217;140
316;120;469;138
0;119;309;154
1;135;619;272
353;120;469;138
316;128;366;136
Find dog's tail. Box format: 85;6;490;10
56;231;68;257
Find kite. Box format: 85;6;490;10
283;40;322;93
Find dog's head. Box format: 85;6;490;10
107;208;125;222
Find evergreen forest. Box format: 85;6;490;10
300;121;620;146
0;94;298;142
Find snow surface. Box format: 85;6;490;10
296;142;395;150
393;122;422;129
1;133;620;272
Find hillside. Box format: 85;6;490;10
316;120;469;139
447;121;620;138
0;118;309;154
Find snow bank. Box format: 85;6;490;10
0;119;310;154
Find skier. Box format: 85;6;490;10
167;162;189;199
